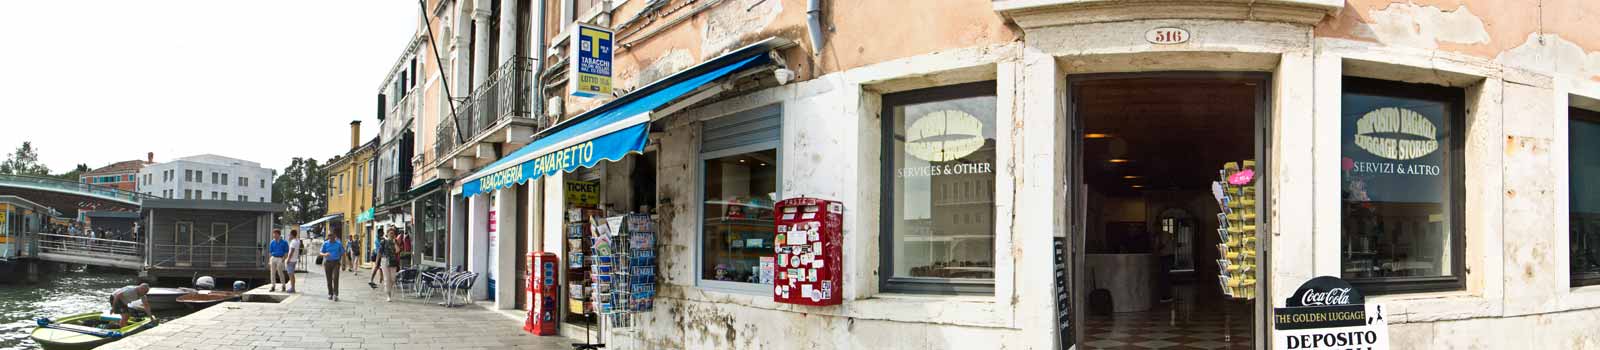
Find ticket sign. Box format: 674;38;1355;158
565;180;600;207
570;23;613;98
1274;276;1389;350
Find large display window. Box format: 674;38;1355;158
1570;106;1600;287
696;106;781;292
881;81;998;295
1339;77;1466;294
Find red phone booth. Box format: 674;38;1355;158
772;197;843;306
524;252;559;335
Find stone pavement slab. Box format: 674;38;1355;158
99;263;576;349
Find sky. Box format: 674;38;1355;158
0;1;420;174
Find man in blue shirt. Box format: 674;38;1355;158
268;230;288;292
320;233;345;301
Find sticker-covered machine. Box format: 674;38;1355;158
524;252;559;335
772;197;843;306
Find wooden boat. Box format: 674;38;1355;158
144;287;195;311
175;290;241;308
29;311;153;350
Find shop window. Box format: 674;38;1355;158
419;192;448;266
1339;77;1465;294
698;106;781;291
881;81;998;295
1571;105;1600;287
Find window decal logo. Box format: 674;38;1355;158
1353;107;1438;160
905;110;985;162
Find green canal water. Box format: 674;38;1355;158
0;268;188;350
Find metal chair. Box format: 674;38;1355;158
417;266;450;299
395;268;420;294
443;272;479;307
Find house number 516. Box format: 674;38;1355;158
1145;27;1191;45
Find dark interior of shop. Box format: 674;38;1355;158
1075;76;1258;349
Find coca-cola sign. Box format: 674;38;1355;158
1285;276;1365;307
1298;287;1353;306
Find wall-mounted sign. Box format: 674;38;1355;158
570;23;614;98
1274;276;1389;350
566;180;600;207
1145;27;1190;45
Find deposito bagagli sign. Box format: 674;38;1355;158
570;23;613;98
1274;276;1389;350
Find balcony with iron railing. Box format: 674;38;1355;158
386;89;418;138
435;57;542;164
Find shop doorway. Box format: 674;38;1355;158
1068;73;1267;349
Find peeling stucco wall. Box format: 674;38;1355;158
1317;0;1600;82
1358;3;1490;49
1498;33;1600;83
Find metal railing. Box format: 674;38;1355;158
34;232;143;260
389;87;417;125
149;244;266;268
0;174;156;204
436;56;540;160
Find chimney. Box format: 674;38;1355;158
350;121;362;150
146;152;154;163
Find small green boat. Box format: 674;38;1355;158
29;312;153;350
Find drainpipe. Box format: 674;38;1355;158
533;0;548;129
806;0;825;56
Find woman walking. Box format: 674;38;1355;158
368;227;387;289
320;233;345;301
377;228;401;302
345;234;360;272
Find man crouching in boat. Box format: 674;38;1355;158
109;283;153;328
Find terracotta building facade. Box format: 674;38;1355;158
363;0;1600;348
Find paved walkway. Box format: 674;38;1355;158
101;262;575;350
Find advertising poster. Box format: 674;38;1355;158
487;193;498;298
1274;276;1390;350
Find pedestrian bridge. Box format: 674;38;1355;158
31;232;143;270
0;173;150;206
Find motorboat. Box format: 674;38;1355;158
143;287;195;311
29;311;153;350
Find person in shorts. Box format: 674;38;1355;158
108;283;153;328
285;229;302;293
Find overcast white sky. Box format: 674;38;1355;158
0;1;419;174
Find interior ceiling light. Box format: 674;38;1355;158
1131;185;1145;188
1108;159;1131;163
1085;133;1113;139
1123;175;1142;179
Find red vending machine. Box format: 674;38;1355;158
773;197;843;306
524;252;559;335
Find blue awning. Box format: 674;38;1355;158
458;41;782;197
300;214;342;229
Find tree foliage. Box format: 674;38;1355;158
54;163;91;182
272;157;330;226
0;142;52;176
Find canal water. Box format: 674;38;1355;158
0;267;189;350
